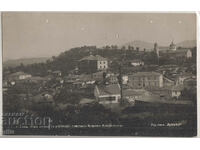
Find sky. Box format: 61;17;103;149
2;12;196;60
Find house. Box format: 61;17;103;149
78;74;95;85
107;74;119;84
183;77;196;89
79;98;96;105
7;72;32;81
65;74;96;89
128;72;164;89
123;89;151;104
130;59;144;66
44;75;54;81
52;70;62;77
26;76;47;84
33;92;54;104
94;84;121;104
92;71;105;81
161;49;192;59
163;76;175;87
177;74;194;85
171;86;184;99
122;75;128;84
169;41;176;51
79;54;108;73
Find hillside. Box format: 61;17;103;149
3;44;197;77
122;40;196;51
3;57;50;68
123;40;154;51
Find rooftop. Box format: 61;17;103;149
96;84;121;96
52;70;61;73
160;48;191;54
8;71;30;77
171;85;184;91
130;59;144;63
123;89;149;96
129;71;162;77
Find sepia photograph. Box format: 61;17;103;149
1;12;197;136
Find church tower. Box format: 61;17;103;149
169;40;176;51
154;42;159;57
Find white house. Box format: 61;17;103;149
123;89;151;105
8;72;32;81
130;59;144;67
171;86;183;99
122;75;128;84
175;74;192;85
94;84;121;104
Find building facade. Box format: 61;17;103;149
159;41;192;59
128;72;164;88
130;59;144;66
7;72;32;81
169;41;176;51
94;84;121;104
79;55;108;73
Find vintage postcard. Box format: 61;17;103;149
1;12;197;136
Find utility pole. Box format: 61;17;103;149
118;50;126;105
118;65;123;104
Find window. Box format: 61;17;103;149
107;96;116;101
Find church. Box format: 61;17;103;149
154;41;192;59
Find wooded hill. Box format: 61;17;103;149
3;45;196;77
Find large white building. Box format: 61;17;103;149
159;41;192;59
79;55;108;73
128;72;164;88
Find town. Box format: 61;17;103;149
3;41;197;136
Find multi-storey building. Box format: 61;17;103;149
159;41;192;59
79;54;108;73
128;72;164;88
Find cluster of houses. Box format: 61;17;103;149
3;41;196;107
